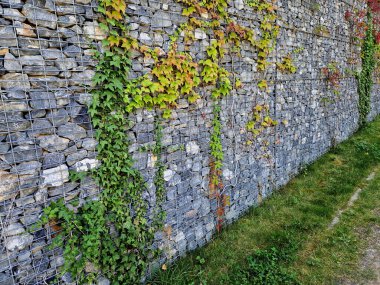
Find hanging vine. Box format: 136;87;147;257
245;0;279;140
357;13;376;125
345;1;380;126
40;0;163;284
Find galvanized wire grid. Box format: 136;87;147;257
0;0;379;284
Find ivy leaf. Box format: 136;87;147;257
162;109;172;119
258;80;268;90
182;6;196;16
188;92;200;103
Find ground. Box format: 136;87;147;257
360;224;380;285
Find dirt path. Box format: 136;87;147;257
331;171;380;285
361;224;380;285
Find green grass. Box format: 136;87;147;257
293;167;380;284
149;117;380;285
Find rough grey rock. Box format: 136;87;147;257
0;73;30;90
18;37;49;49
139;33;152;45
7;132;31;145
38;134;70;152
35;27;59;38
1;0;23;8
97;276;110;285
194;29;207;40
234;0;244;10
18;250;31;262
0;160;11;170
48;181;78;196
55;57;77;70
58;123;87;140
63;45;82;57
72;158;99;172
46;108;70;126
15;22;36;38
41;164;69;187
4;53;21;71
6;90;25;99
0;273;13;285
10;161;42;175
56;5;85;15
41;49;64;60
0;26;17;47
23;66;60;76
83;21;106;40
0;254;11;273
5;233;34;251
0;142;10;154
58;15;78;27
19;55;44;66
151;11;172;28
82;138;97;150
55;91;71;106
27;118;54;138
69;69;95;85
0;112;31;134
43;152;65;169
29;92;57;109
50;256;65;268
0;100;28;112
0;170;18;202
3;8;25;22
30;76;66;89
57;27;77;38
186;141;200;155
66;149;87;166
76;93;92;105
164;169;175;182
222;168;234;181
75;0;91;4
22;4;57;29
2;145;42;164
73;107;91;129
4;223;25;237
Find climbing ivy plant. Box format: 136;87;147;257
41;0;163;284
40;0;281;283
345;1;380;126
357;13;376;126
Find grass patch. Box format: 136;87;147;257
149;117;380;285
293;167;380;284
227;246;299;285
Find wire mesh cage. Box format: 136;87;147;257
0;0;379;284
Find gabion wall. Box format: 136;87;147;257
0;0;379;284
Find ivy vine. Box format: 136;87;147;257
357;13;376;126
345;1;380;126
41;0;163;283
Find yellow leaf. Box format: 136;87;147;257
161;264;167;271
182;6;196;16
235;78;242;89
258;80;268;90
254;104;263;112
